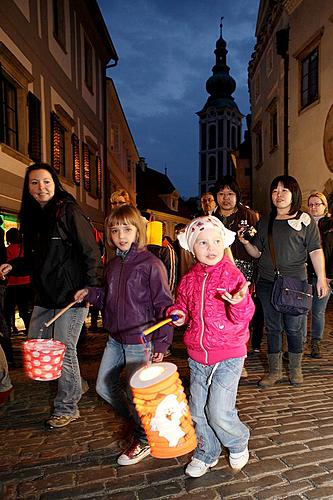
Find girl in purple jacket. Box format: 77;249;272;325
168;216;254;478
75;205;173;467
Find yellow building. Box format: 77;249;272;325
249;0;333;213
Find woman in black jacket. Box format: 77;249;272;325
0;163;103;428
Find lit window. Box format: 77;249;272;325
71;133;80;185
51;112;66;176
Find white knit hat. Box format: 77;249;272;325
178;216;235;254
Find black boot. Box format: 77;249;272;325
310;339;321;359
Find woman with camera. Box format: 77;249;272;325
239;176;328;386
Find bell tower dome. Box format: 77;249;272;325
197;18;243;195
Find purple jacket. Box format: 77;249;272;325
86;245;173;353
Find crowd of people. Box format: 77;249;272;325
0;165;332;478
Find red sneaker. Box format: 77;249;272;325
117;438;150;465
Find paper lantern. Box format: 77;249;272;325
22;339;66;381
146;221;163;246
130;362;197;458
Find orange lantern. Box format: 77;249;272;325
130;362;197;458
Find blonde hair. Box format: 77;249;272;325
110;189;130;204
105;205;146;249
308;191;329;214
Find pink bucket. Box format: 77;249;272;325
22;339;67;381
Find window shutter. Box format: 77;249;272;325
72;133;80;185
82;142;90;191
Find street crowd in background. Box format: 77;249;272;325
0;164;332;478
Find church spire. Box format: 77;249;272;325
199;18;239;113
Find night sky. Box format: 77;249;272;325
98;0;259;199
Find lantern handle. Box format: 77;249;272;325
142;315;179;336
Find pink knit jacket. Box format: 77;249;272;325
168;256;255;365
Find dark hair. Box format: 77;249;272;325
270;175;301;217
213;176;241;205
19;163;75;240
6;227;20;245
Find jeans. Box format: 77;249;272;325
188;356;249;464
28;305;88;416
96;336;151;444
256;279;304;353
308;275;331;341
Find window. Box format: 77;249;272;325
266;45;273;76
51;112;65;176
82;141;101;198
200;123;206;150
0;70;18;150
53;0;66;50
218;119;224;147
71;133;80;185
231;125;237;150
253;122;263;168
254;73;260;102
208;124;216;149
84;37;93;93
28;92;41;162
200;154;206;181
208;156;216;180
267;98;278;152
301;47;318;109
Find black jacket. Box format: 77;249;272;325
11;198;103;308
308;215;333;279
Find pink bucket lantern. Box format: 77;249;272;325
130;362;197;459
22;339;66;381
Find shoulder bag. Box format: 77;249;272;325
268;216;313;316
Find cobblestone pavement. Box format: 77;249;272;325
1;303;333;500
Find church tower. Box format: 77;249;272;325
197;18;243;195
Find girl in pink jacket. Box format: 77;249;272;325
168;216;254;478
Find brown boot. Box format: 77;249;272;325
310;339;321;359
289;352;303;385
258;353;283;388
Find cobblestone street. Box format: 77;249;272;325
1;303;333;500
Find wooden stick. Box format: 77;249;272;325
142;316;177;336
44;301;78;328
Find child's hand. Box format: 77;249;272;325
218;282;250;305
74;288;89;303
0;263;12;280
169;310;185;326
152;352;164;363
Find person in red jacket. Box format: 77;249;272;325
168;216;254;478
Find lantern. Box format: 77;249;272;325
130;362;197;458
146;221;163;246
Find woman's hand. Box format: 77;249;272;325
152;352;164;363
74;288;89;302
169;310;186;326
0;263;12;280
218;282;250;305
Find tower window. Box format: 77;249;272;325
208;124;216;149
208;156;216;180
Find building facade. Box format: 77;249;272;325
106;78;138;211
197;21;243;196
0;0;117;232
249;0;333;213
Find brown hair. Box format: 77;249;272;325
307;191;328;214
105;205;146;249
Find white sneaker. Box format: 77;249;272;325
185;457;219;478
229;447;249;471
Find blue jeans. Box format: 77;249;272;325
308;275;331;341
188;357;249;464
96;336;151;444
28;305;88;416
256;280;304;353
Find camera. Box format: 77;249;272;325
238;220;257;241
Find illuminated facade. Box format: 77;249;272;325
0;0;117;230
249;0;333;213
